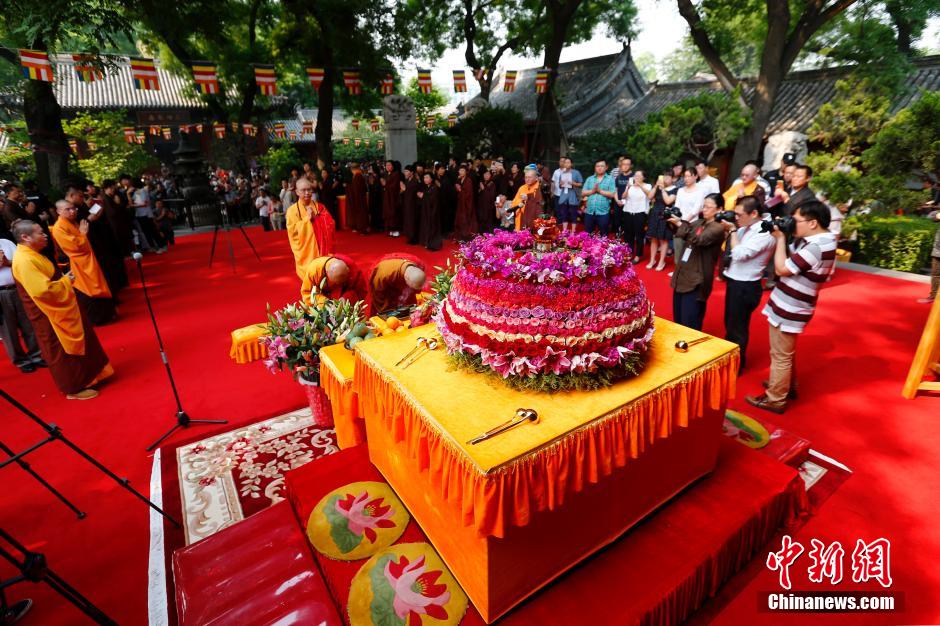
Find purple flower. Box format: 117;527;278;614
288;318;305;331
267;335;290;359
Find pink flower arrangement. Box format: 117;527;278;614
383;555;451;623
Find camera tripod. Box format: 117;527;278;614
208;203;261;272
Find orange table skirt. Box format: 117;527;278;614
319;343;363;449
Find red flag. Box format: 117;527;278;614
351;118;360;130
213;123;226;138
302;120;314;134
370;118;380;132
243;123;254;136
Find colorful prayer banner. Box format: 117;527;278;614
213;123;226;138
342;137;350;145
194;123;204;134
417;69;432;94
351;118;360;131
377;140;384;149
381;74;394;95
131;58;160;90
67;139;78;152
274;123;286;138
135;130;146;144
19;50;53;82
307;67;324;90
302;120;314;134
72;55;103;82
243;123;254;136
149;125;161;136
179;124;191;133
254;64;277;95
343;71;362;95
230;121;239;132
370;118;380;132
364;139;371;146
123;128;136;144
354;138;361;147
87;141;96;151
161;127;172;140
503;70;516;92
426;117;436;129
453;70;467;93
190;62;219;94
289;130;297;140
448;114;458;127
535;69;549;93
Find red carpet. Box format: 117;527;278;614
1;226;938;625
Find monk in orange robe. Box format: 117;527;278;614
367;255;426;315
509;165;543;231
300;253;368;305
12;220;112;399
346;164;370;233
51;199;116;325
287;176;336;280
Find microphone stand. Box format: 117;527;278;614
135;253;227;452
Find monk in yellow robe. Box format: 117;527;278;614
51;199;116;325
367;255;426;315
722;164;765;210
11;220;112;399
508;165;543;231
287;176;336;280
300;253;368;305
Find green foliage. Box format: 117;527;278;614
416;130;453;164
0;121;36;182
450;106;524;160
321;494;362;553
331;140;384;163
842;214;940;272
258;143;302;189
60;111;158;184
864;91;940;183
571;90;749;175
809;79;892;163
404;78;448;123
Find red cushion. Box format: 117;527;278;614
172;501;342;626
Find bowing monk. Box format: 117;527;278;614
454;164;478;241
11;221;112;399
286;176;336;280
51;199;116;325
346;163;370;233
508;165;543;231
368;255;426;315
300;254;368;306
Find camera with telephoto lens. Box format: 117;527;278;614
715;210;736;223
663;206;682;220
760;215;795;235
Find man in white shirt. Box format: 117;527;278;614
721;196;775;371
0;237;44;373
550;156;565;214
695;159;721;195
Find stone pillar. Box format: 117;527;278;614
383;95;417;165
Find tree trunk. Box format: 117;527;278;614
533;9;573;162
315;66;335;170
730;66;783;174
24;79;68;193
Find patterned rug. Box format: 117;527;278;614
176;407;338;545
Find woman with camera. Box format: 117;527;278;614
667;192;726;331
647;170;678;271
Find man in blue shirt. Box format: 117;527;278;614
581;160;617;236
554;157;583;234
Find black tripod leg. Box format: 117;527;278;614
208;225;220;267
237;225;262;261
0;441;85;519
41;568;118;625
226;225;237;273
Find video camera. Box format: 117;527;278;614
760;215;795;235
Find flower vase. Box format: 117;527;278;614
298;376;334;428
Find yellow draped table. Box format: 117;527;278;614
318;343;363;449
353;317;739;622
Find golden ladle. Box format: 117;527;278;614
674;337;712;352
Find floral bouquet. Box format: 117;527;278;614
261;296;366;384
410;260;457;328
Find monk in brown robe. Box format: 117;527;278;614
346;164;370;233
69;185;128;295
286;176;336;280
367;255;426;315
51;199;116;325
477;169;498;234
454;165;478;241
299;253;368;305
418;173;443;251
102;179;134;257
11;220;112;399
401;165;421;245
382;161;402;237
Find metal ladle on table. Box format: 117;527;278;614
675;337;712;352
395;336;429;367
467;409;539;445
400;338;439;369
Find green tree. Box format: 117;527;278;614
0;0;133;192
450;106;524;160
258;142;301;188
62;110;158;183
404;77;448;123
0;121;35;182
808;78;891;164
864;91;940;185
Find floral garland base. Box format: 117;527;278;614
448;349;645;393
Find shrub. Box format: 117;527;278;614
449;106;524;160
258;143;302;189
62;111;158;184
842;214;939;272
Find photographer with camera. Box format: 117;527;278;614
667;193;726;331
721;195;776;371
745;200;837;414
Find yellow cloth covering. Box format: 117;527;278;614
51;217;112;298
319;343;362;449
354;318;739;537
12;243;87;355
229;324;268;364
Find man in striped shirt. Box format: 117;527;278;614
746;201;837;414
